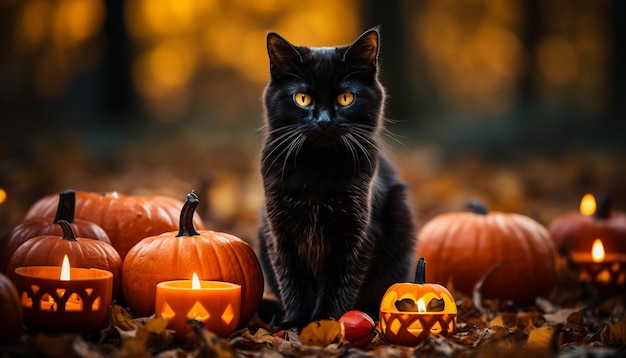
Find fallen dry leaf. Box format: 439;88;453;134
193;321;236;358
472;262;502;315
526;325;555;350
298;319;345;347
119;317;172;358
602;318;626;345
111;304;138;331
544;307;581;326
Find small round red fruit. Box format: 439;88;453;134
339;310;376;348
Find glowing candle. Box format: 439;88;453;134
579;193;597;216
591;239;605;263
155;273;241;340
417;298;427;312
13;255;113;333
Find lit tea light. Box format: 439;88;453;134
13;255;113;333
591;239;605;263
580;193;597;216
155;273;241;340
417;298;427;312
38;255;83;312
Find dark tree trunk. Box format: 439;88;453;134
103;0;135;120
360;0;415;127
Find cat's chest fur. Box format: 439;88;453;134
264;159;374;272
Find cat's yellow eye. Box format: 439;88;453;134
337;92;355;107
293;92;312;108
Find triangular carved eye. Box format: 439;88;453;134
431;320;443;333
187;302;209;321
161;302;175;320
91;297;101;311
221;304;235;324
56;288;67;298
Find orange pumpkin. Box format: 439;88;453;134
7;220;122;298
379;258;457;346
0;272;23;343
24;191;205;259
549;194;626;255
122;192;264;324
415;200;559;305
1;190;110;273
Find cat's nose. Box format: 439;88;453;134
316;110;332;129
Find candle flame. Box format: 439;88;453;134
60;255;70;281
417;298;427;312
192;272;200;290
579;194;597;216
592;239;605;263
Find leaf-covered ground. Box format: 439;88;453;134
2;274;625;357
1;137;624;357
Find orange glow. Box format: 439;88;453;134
132;40;197;100
53;0;105;48
192;272;200;290
18;0;53;48
417;298;427;312
414;1;524;116
538;35;579;86
591;239;605;263
579;194;597;216
0;189;6;204
60;255;70;281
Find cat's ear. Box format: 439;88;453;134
343;28;379;69
267;32;303;73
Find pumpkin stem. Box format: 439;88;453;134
468;199;488;215
54;190;76;224
415;257;426;284
594;194;611;219
57;220;78;242
177;191;200;237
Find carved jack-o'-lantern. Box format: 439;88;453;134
379;258;457;346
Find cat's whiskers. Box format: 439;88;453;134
344;132;375;171
262;126;302;175
340;136;361;175
280;134;305;183
351;122;405;162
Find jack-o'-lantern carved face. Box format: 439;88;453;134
379;258;457;346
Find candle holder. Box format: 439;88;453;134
14;266;113;333
571;252;626;296
379;258;457;346
156;279;241;340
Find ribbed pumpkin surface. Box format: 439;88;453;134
24;191;205;259
415;211;559;305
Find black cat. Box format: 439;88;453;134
258;28;416;329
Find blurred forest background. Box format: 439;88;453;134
0;0;624;245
